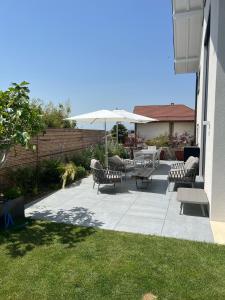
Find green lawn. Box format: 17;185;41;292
0;220;225;300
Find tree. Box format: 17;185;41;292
0;82;44;167
111;123;128;143
40;101;76;129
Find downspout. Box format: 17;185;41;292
194;72;198;145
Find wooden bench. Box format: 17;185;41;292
177;188;209;216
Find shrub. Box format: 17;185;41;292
169;132;194;148
8;166;37;196
3;186;22;200
108;142;129;159
71;148;93;170
59;162;77;188
71;144;106;168
146;134;170;148
75;166;86;180
91;144;105;165
39;159;62;186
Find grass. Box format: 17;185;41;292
0;220;225;300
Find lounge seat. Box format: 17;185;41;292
90;159;122;193
108;155;135;179
168;156;199;191
171;156;195;170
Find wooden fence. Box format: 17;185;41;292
0;128;104;185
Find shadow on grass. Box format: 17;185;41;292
0;207;103;258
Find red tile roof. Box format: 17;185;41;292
133;104;195;121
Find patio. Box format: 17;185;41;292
26;161;214;243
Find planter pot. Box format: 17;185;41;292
0;196;25;228
160;150;165;160
175;149;184;161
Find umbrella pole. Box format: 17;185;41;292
116;122;119;144
105;121;108;168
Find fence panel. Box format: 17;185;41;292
0;128;104;185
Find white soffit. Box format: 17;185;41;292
172;0;204;73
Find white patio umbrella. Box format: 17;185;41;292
66;110;129;167
113;109;157;124
112;109;157;143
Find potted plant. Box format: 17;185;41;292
170;132;194;161
0;187;25;228
145;134;170;160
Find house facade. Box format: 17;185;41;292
134;104;195;141
172;0;225;222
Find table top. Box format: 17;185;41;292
132;168;154;179
139;149;158;154
177;188;209;204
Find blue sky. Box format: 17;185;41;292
0;0;195;119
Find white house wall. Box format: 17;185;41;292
136;122;194;140
210;0;225;221
136;122;169;140
173;122;194;136
197;0;225;222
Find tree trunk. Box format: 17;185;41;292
0;148;10;169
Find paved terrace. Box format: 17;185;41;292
26;162;214;243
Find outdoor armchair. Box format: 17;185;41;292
90;159;122;193
108;155;135;179
168;156;199;191
171;156;195;170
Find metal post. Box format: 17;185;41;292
116;122;119;144
105;121;108;168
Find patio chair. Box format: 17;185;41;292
155;148;161;168
90;159;122;193
168;157;199;191
171;156;195;170
108;155;135;179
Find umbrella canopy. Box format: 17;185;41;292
112;109;157;123
66;109;128;124
112;109;157;143
65;110;130;167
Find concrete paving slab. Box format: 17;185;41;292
115;215;164;235
162;218;214;243
25;161;215;244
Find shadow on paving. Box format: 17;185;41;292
182;203;209;218
99;179;168;195
99;163;171;195
0;207;103;258
152;163;171;175
28;207;104;227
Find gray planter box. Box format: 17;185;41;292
0;196;25;220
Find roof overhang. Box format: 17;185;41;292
172;0;204;74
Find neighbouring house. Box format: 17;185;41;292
172;0;225;222
133;103;195;140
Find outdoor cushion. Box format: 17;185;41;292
185;157;199;176
90;159;103;170
184;156;195;170
108;155;124;166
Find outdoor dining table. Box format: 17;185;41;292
138;149;158;169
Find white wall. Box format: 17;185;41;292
210;0;225;221
136;121;194;140
136;122;169;140
174;122;194;136
197;0;225;221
